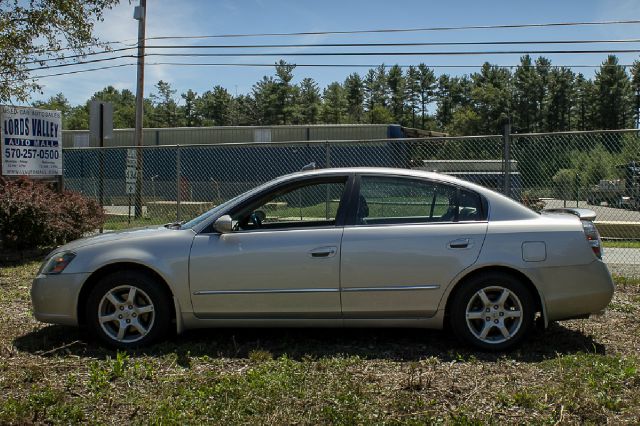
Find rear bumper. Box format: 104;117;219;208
31;272;90;326
533;260;615;322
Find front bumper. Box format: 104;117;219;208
31;272;90;326
533;260;615;322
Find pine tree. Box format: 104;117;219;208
417;64;436;129
298;78;321;124
387;65;406;124
321;82;347;124
405;66;421;128
344;73;365;123
593;55;633;130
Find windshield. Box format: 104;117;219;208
179;194;244;230
179;178;289;230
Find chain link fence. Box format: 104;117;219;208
62;129;640;269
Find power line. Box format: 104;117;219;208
20;46;640;73
144;19;640;40
21;61;638;81
144;49;640;58
25;38;640;67
146;39;640;49
32;18;640;53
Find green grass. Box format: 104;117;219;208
1;264;639;424
603;240;640;248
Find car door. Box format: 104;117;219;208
340;174;488;319
189;175;351;319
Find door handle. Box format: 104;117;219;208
448;238;470;249
309;246;338;258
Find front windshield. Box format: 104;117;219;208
179;178;289;230
179;194;243;230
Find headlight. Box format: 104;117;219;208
40;252;76;275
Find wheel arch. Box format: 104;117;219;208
77;262;176;327
443;265;546;326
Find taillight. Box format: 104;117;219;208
582;220;602;259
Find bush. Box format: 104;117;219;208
0;177;104;250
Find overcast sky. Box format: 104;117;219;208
30;0;640;105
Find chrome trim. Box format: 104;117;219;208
342;285;440;292
193;288;339;296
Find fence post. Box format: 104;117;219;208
503;122;511;198
176;145;181;222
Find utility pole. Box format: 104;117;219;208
133;0;146;218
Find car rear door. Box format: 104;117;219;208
340;174;488;319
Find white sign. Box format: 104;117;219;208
1;106;62;176
126;149;137;194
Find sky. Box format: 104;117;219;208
29;0;640;106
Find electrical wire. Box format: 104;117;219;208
33;18;640;53
144;19;640;40
19;61;638;81
25;38;640;67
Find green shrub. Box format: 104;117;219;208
0;177;104;250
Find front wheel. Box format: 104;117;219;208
449;272;535;351
86;271;172;349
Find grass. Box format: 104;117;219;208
1;261;639;424
602;240;640;249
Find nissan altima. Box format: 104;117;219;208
31;168;614;351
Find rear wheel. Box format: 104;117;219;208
86;271;172;349
450;272;535;351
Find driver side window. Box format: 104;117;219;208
232;178;347;231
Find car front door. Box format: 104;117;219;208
340;175;488;319
189;175;351;319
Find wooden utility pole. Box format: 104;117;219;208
133;0;146;218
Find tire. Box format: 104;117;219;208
449;272;535;351
86;270;172;349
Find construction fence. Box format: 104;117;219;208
61;129;640;265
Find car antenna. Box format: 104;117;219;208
301;162;316;171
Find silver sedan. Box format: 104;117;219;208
31;168;614;351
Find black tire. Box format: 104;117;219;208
86;270;172;349
449;272;536;352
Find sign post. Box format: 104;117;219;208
90;101;113;230
126;149;137;224
1;106;62;184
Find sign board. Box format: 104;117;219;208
126;149;137;194
1;105;62;176
89;100;113;146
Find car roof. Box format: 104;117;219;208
288;167;486;191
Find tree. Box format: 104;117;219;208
629;60;640;128
32;93;72;122
344;73;365;123
321;82;347;124
198;86;233;126
181;90;202;127
469;63;512;134
544;67;574;132
274;60;297;124
573;73;594;131
89;86;137;128
1;0;120;102
387;65;406;124
405;66;421;127
593;55;633;131
417;64;436;129
252;76;279;125
298;78;321;124
150;80;180;127
512;55;540;132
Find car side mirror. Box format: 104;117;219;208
214;215;234;234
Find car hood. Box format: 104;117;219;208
52;226;179;253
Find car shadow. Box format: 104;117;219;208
13;321;606;363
